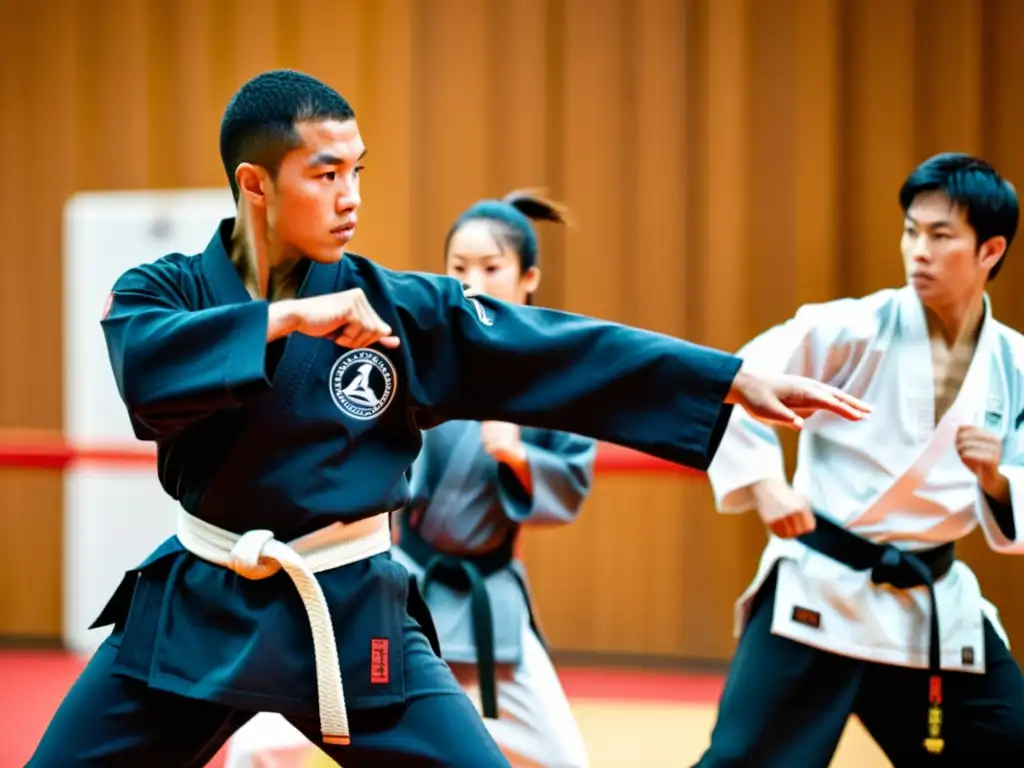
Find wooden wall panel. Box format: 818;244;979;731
793;0;840;307
359;0;415;272
1;0;1023;666
0;0;79;637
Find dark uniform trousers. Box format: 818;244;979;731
27;621;512;768
695;567;1024;767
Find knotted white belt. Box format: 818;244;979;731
175;509;392;745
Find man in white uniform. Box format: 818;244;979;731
700;152;1024;767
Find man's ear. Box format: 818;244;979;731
235;163;269;209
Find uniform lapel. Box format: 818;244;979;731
418;422;486;540
848;290;995;530
199;219;254;306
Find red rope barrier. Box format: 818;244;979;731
0;429;702;477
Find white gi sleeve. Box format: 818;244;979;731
706;299;857;514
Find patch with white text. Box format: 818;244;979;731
462;283;494;326
469;297;493;326
329;348;397;421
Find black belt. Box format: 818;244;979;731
798;513;956;756
397;511;516;719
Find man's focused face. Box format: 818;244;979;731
901;190;986;308
268;118;365;263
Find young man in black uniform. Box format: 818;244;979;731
30;70;870;767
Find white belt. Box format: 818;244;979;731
175;509;392;745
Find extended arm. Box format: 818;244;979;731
395;273;742;472
706;303;840;512
392;274;866;473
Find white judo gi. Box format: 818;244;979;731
708;285;1024;676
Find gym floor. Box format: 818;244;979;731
1;650;890;767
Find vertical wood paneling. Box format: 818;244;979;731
633;0;689;338
914;0;983;159
229;0;281;90
22;0;78;432
0;1;33;431
629;0;699;653
842;0;916;296
416;0;492;274
699;0;751;354
0;471;63;636
357;0;415;271
490;0;561;308
977;0;1024;317
561;0;631;322
0;0;78;636
146;0;178;188
88;0;152;190
793;0;840;306
536;0;568;309
1;0;1023;664
682;0;758;650
749;0;798;330
490;0;549;216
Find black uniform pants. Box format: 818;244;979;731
27;625;511;767
696;568;1024;767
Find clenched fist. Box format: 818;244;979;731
267;288;400;349
956;425;1009;502
752;478;816;539
480;421;526;466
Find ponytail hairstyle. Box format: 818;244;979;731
444;187;572;274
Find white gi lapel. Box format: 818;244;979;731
896;285;936;445
848;290;995;532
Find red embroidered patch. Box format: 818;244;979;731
791;606;821;629
371;638;389;684
100;292;114;320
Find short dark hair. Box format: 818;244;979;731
899;152;1019;280
219;69;355;201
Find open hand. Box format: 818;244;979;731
726;368;871;430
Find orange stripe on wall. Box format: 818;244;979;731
0;428;702;476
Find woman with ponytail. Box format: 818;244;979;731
442;188;570;304
389;189;594;768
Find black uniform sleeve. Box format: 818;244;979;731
388;271;741;471
100;262;272;441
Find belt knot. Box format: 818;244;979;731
228;529;280;580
